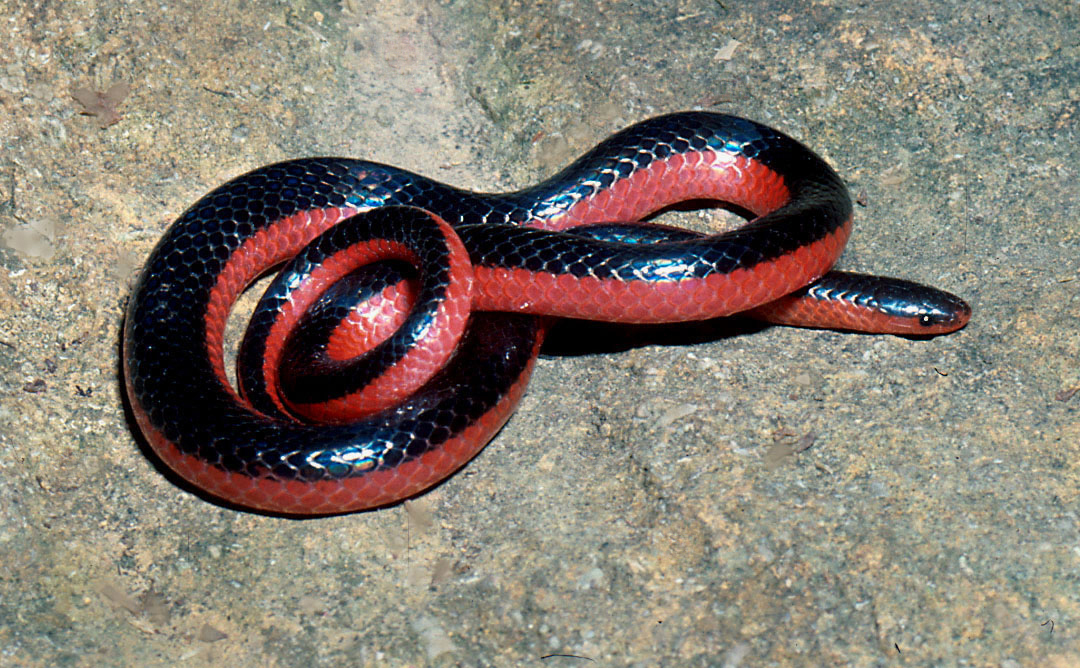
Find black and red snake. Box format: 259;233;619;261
122;112;970;514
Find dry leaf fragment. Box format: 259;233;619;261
197;623;228;643
97;582;141;615
72;82;131;128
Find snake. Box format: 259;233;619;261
122;112;970;515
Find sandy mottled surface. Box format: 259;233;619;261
1;0;1077;665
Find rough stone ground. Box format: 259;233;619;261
0;0;1077;665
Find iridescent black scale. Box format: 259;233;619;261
123;162;541;481
124;113;851;484
523;114;847;223
802;271;971;329
237;207;461;415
